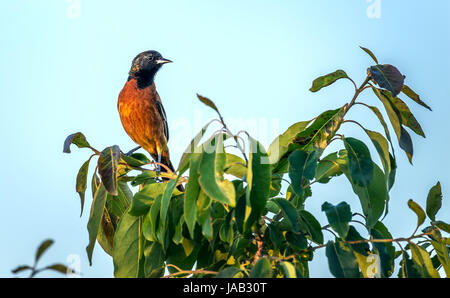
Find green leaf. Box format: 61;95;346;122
113;212;142;278
131;171;157;187
344;137;374;187
86;183;107;265
389;96;425;138
434;221;450;233
35;239;54;264
250;257;272;278
129;183;166;216
299;210;324;244
326;240;360;278
198;134;236;207
63;132;93;153
402;84;432;111
267;120;312;166
371;224;395;277
280;261;297;278
364;130;391;184
97;146;121;196
144;242;165;278
426;182;442;221
76;157;93;217
373;88;413;163
430;240;450;277
244;138;271;233
315;151;344;183
224;153;247;179
273;198;300;233
197;94;221;116
177;120;214;175
409;242;440;278
369;64;405;97
407;199;426;229
286;232;308;251
360;46;379;64
216;267;243;278
160;178;179;227
11;265;32;274
309;70;349;92
184;153;202;238
288;150;318;196
321;202;352;238
45;264;69;275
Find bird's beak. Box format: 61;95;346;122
155;58;173;65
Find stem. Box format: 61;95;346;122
163;264;218;278
345;76;371;115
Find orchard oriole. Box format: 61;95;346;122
118;50;181;189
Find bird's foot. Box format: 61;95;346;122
125;146;141;156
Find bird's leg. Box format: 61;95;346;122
126;146;141;156
156;153;162;176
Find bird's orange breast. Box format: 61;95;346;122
117;78;166;157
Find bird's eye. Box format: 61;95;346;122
148;56;154;61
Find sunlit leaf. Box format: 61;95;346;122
407;199;426;229
360;46;379;64
310;70;349;92
250;257;272;278
326;240;360;278
129;183;166;216
426;181;442;221
144;242;165;278
86;184;107;265
98;146;121;196
63;132;93;153
409;242;440;278
402;84;432;111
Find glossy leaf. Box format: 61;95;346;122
430;240;450;277
426;181;442;221
273;198;300;233
113;212;142;278
321;202;352;238
129;183;166;216
299;210;324;244
288;150;318;196
184;153;202;238
198;134;236;207
244;137;271;232
310;70;349;92
76;157;92;217
177;120;214;175
360;46;379;64
315;151;344;183
407;199;426;229
250;257;272;278
369;64;405;97
63;132;92;153
280;261;297;278
97;146;121;196
402;84;432;111
371;223;395;277
409;242;440;278
326;241;360;278
35;239;54;263
389;96;425;138
216;267;243;278
267;120;312;166
373;88;414;163
144;242;165;278
86;184;107;265
344;137;374;187
224;153;247;179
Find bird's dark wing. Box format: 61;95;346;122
155;100;169;142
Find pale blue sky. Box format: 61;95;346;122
1;0;449;277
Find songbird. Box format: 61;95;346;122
118;50;181;188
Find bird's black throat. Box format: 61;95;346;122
128;70;158;89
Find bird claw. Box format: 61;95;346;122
125;146;141;156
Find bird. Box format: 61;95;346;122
118;50;183;190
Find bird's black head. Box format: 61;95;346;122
128;50;172;88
